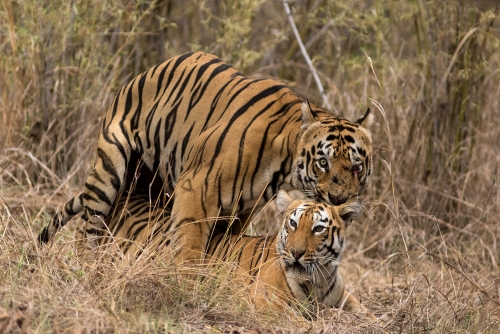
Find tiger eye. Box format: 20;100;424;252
318;158;328;168
314;225;325;233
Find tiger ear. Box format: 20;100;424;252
338;199;361;227
301;99;317;130
355;108;374;130
276;190;293;212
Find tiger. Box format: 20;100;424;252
39;51;374;266
100;190;376;320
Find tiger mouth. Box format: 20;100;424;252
288;262;304;269
315;193;347;205
288;263;307;274
285;261;317;275
328;193;346;205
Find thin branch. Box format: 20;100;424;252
282;1;331;110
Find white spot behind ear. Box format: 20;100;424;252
338;199;361;227
355;108;374;130
301;100;317;130
277;190;293;212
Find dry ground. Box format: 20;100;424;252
1;0;500;333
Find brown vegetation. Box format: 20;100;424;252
1;0;499;332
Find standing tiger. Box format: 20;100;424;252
100;190;376;320
39;51;374;265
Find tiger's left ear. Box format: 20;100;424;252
301;99;318;131
338;199;361;227
277;190;293;212
355;108;374;130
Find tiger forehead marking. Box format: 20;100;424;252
315;129;368;173
287;204;309;226
287;203;331;232
311;207;330;232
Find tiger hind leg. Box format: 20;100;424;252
39;138;130;244
39;192;84;243
39;188;117;246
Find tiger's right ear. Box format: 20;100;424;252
355;108;374;130
301;99;317;130
277;190;293;212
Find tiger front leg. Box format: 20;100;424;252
169;175;223;266
338;290;377;322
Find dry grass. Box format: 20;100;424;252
1;0;500;332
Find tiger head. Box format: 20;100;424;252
292;101;374;205
275;190;360;278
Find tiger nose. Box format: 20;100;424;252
291;249;305;260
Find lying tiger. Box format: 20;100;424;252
39;52;374;266
99;190;376;320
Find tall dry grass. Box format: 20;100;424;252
1;0;500;332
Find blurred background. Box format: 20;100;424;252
1;0;499;332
